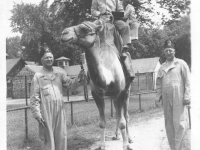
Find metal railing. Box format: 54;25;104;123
7;73;158;150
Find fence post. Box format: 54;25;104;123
139;94;142;111
137;71;140;92
146;73;148;91
24;75;28;140
71;102;74;125
67;89;69;101
152;72;155;91
111;98;113;118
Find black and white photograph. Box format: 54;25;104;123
1;0;200;150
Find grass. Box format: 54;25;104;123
7;93;158;150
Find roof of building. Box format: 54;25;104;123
132;57;160;73
6;53;16;59
25;65;67;74
6;58;26;75
64;57;160;76
25;61;36;65
56;56;70;61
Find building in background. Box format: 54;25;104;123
55;56;70;68
25;61;37;66
64;56;161;93
6;58;27;98
131;57;161;93
11;65;68;99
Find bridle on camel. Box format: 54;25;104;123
72;23;97;102
70;41;89;102
50;1;90;102
73;22;97;49
80;62;89;102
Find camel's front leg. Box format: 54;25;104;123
92;91;106;150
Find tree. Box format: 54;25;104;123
129;15;190;64
9;0;190;64
130;25;167;59
156;0;190;25
175;32;191;69
6;36;22;58
49;0;159;26
160;16;191;66
10;0;66;63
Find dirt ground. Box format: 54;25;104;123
8;96;197;150
89;113;170;150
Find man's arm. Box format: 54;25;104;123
181;60;191;104
155;69;163;103
125;5;137;29
30;75;44;125
61;70;86;91
91;0;101;17
116;0;124;12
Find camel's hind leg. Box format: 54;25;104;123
113;83;133;143
112;100;120;141
124;84;133;143
116;90;133;150
92;91;106;150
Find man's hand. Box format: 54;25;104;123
121;17;128;22
36;117;45;126
129;21;136;30
183;99;190;105
78;70;87;84
155;95;162;103
155;95;162;107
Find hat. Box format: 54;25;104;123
164;39;175;49
40;43;52;58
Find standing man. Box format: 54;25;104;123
156;39;191;150
30;46;86;150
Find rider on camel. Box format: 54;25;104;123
91;0;135;81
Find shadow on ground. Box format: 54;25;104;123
68;135;97;150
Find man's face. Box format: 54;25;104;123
163;48;175;61
41;52;54;67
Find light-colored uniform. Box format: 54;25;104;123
124;4;140;40
156;58;191;150
30;68;80;150
91;0;131;46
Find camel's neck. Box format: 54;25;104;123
84;36;109;89
85;37;100;68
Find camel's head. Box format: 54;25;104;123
61;21;103;47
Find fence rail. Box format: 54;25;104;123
7;74;159;150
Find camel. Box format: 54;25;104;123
61;20;133;150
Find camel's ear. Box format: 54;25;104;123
79;24;92;33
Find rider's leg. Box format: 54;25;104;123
114;20;131;49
